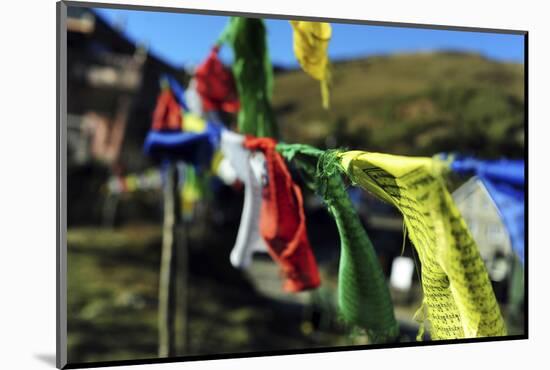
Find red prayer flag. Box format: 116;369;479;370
243;136;321;292
195;46;240;114
152;89;182;131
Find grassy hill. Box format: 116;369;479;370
272;52;525;158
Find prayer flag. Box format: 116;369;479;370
339;151;506;339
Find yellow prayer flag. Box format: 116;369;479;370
290;20;332;109
339;151;506;340
183;112;207;133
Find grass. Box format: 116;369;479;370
66;224;345;363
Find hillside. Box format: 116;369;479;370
272;52;525;158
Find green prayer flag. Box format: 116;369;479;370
218;17;278;138
277;143;399;343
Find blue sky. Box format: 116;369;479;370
94;7;524;70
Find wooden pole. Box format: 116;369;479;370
174;216;189;354
158;162;189;357
158;163;177;357
102;193;119;228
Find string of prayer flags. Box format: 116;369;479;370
277;144;398;343
451;157;525;264
244;137;320;292
106;169;162;195
148;76;215;167
195;46;240;114
217;17;278;138
339;151;506;339
290;21;332;109
152;87;182;131
143;121;221;170
220;130;269;268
